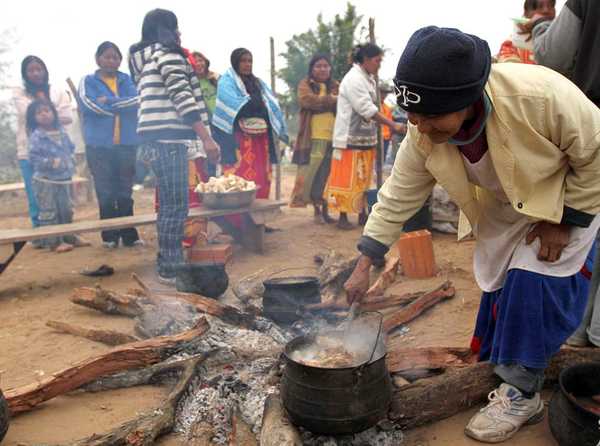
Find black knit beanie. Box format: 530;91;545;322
394;26;491;115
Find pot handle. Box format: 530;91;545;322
352;311;384;373
351;312;384;394
265;266;318;279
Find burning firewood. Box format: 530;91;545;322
315;250;360;303
229;407;259;446
5;318;210;415
260;394;302;446
383;281;455;333
57;352;211;446
187;421;215;444
81;355;210;393
71;285;144;317
232;270;266;303
46;320;140;346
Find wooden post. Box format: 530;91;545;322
270;36;282;200
66;77;95;203
369;18;383;190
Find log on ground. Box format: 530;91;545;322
46;320;139;346
260;394;302;446
5;318;210;415
390;346;600;429
229;407;258;446
71;286;145;318
58;353;209;446
383;281;455;333
386;346;474;374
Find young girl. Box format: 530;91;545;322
13;56;73;229
27;100;84;253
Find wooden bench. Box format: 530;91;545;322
0;199;286;275
0;176;92;207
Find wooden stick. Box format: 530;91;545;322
46;320;139;346
60;353;209;446
229;406;258;446
81;356;204;393
386;346;474;374
131;273;162;307
390;346;600;429
305;288;424;313
366;254;401;298
5;318;209;415
260;394;302;446
162;291;258;329
383;281;455;333
71;286;145;318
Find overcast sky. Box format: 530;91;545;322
1;0;566;93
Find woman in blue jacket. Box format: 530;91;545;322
79;41;142;248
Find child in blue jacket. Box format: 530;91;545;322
27;100;87;252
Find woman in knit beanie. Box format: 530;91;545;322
345;26;600;443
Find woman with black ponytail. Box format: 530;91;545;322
326;43;404;230
129;8;220;285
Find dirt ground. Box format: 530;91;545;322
0;174;558;445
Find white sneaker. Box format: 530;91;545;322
157;274;176;286
464;383;544;443
102;241;118;249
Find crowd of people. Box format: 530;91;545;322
9;1;600;442
12;7;408;277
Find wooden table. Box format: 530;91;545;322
0;199;286;275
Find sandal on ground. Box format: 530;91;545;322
54;243;74;253
80;264;115;277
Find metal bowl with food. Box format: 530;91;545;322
198;188;257;209
195;175;257;209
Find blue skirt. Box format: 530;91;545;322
471;244;595;369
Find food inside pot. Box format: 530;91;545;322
289;332;377;369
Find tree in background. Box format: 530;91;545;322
278;3;363;117
0;29;18;184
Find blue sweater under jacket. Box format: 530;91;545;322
29;128;75;181
78;71;139;147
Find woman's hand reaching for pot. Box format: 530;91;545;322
344;255;373;304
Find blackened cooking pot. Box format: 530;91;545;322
262;276;321;325
548;362;600;446
0;388;8;442
176;263;229;298
281;317;392;435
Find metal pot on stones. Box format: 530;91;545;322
0;389;9;442
281;313;392;435
548;362;600;446
262;276;321;325
176;263;229;298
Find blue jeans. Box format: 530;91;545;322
145;142;188;277
18;159;39;227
